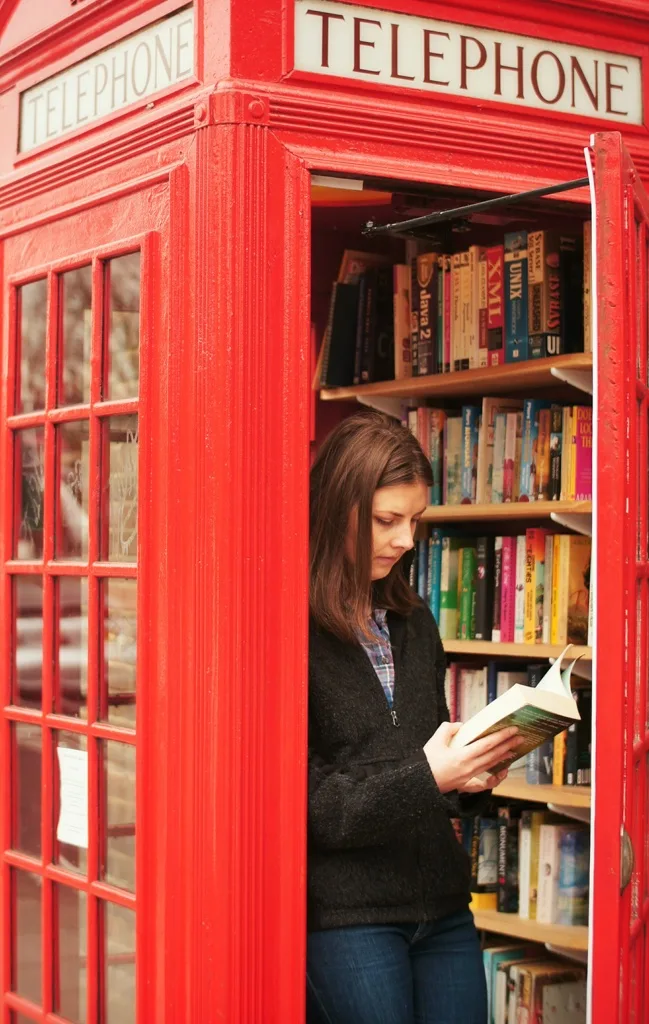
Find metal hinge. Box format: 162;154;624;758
621;827;634;892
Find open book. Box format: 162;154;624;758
449;646;582;774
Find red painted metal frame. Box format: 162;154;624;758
2;0;649;1021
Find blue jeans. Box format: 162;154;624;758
307;909;487;1024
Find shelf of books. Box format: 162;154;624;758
313;186;593;1009
472;910;589;952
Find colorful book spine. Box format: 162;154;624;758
520;400;549;501
443;256;452;373
560;405;573;500
503;411;518;502
486;244;505;366
514;535;526;643
556;828;590;925
444;662;458;721
553;729;567;785
459;250;471;370
474;536;494;641
549;405;563;501
451;254;462;372
542;533;554;644
429;409;445;506
492;413;507;503
437;254;445;374
524;528;547;643
492;536;503;642
439;536;461;639
536;407;552;500
528;230;563;358
458;545;477;640
478;248;488;368
500;536;516;642
469;245;484;369
574;406;593;500
392;264;412;380
416;253;438;377
443;416;463;505
461;406;480;503
497;806;520;913
504;231;529;362
428;530;443;624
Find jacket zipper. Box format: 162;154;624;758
390;708;400;727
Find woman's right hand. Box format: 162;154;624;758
423;722;522;794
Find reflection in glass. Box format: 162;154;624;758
13;724;41;858
102;416;138;562
56;578;89;719
18;278;47;414
104;902;135;1024
102;742;135;893
15;428;45;559
13;870;41;1004
101;579;137;728
56;421;90;560
54;732;88;877
61;266;92;406
54;885;87;1024
13;576;43;709
106;253;140;401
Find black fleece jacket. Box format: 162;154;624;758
308;602;481;932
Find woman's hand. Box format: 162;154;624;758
459;769;509;794
423;722;521;794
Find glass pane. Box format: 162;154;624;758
104;902;135;1024
102;741;135;892
15;427;45;559
54;732;88;876
102;416;138;563
105;253;140;401
12;870;41;1004
60;266;92;406
101;580;137;728
56;578;88;719
56;421;90;560
54;884;87;1024
13;723;41;858
18;279;47;414
13;576;43;709
11;1014;38;1023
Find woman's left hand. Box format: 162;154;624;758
459;769;508;794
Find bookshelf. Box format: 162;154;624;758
319;353;593;403
494;776;591;809
471;910;589;951
443;641;591;660
421;500;591;524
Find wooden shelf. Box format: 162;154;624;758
422;500;591;524
319;354;593;402
443;640;592;660
472;910;589;950
494;776;591;808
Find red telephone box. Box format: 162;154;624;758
0;0;648;1021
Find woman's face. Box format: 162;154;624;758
350;480;428;581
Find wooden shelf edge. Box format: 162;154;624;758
493;777;591;808
472;910;589;950
422;500;592;523
319;354;593;402
443;641;592;660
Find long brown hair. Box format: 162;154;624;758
310;410;433;643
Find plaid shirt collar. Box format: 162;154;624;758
357;608;395;708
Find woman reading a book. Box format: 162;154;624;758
307;411;521;1024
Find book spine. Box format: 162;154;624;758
486;660;497;704
584;222;592;354
460;250;471;370
439;538;459;640
486;244;505;366
503;412;518;502
410;255;420;375
527;229;543;359
504;231;529;362
429;410;445;506
514;534;526;643
500;537;516;643
417;407;430;464
458;546;477;640
416;253;437;377
428;529;443;624
570;405;577;500
540;532;552;643
553;729;567;785
443;256;452;373
445;662;458;721
392;264;413;380
476;817;499;891
537;825;561;924
536;407;552;500
478;248;488;368
560;405;572;500
497;807;519;913
474;537;494;641
565;702;578;786
353;273;368;385
518;811;532;919
549;405;563;501
560;234;583;354
574;406;593;500
554;535;569;646
492;536;503;642
519;400;534;500
437;255;445;374
468;245;482;369
360;270;376;383
524;529;535;644
417;539;428;600
451;254;462;372
461;406;479;502
557;828;590;925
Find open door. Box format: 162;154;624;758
590;131;649;1024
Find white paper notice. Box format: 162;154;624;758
57;747;89;849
